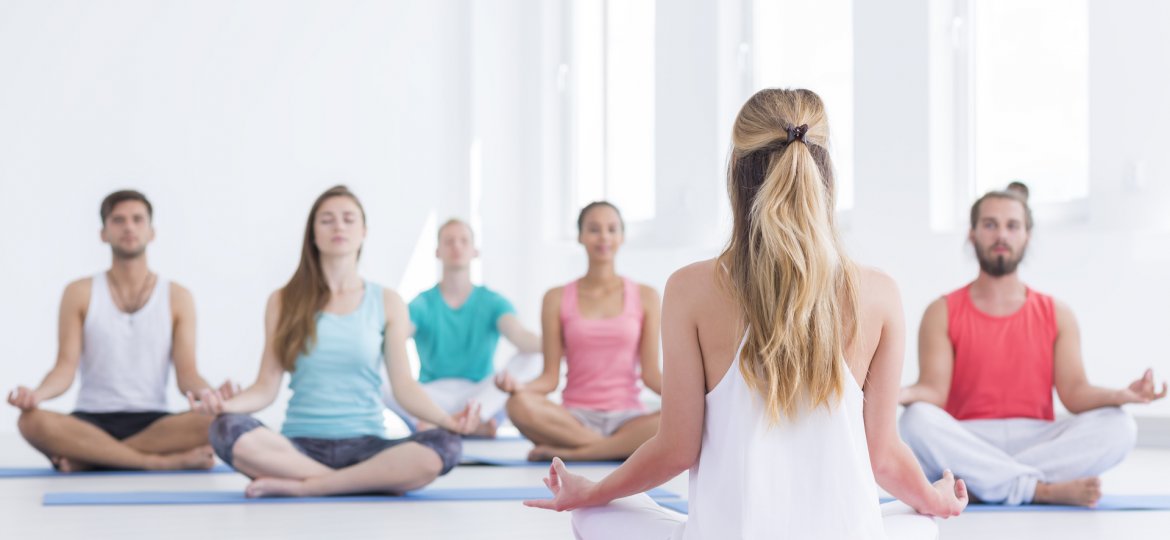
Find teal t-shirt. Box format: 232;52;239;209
410;285;516;383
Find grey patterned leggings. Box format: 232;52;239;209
209;413;462;475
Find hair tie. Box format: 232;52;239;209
786;124;809;143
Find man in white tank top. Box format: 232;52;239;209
6;190;236;472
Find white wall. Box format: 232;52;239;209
0;0;469;430
0;0;1167;437
483;0;1170;422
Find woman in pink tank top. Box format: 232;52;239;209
499;202;663;462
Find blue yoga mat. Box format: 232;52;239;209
462;454;622;467
964;495;1170;512
0;464;236;478
463;434;527;442
658;495;1170;515
657;498;690;514
44;486;681;506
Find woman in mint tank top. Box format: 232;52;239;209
189;186;480;498
501;202;664;463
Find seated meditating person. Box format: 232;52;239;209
9;189;233;472
898;185;1165;507
502;202;663;462
190;185;480;498
524;88;966;539
384;218;542;438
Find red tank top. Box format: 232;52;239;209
944;284;1058;421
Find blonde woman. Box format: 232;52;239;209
524;89;967;538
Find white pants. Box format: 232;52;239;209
384;353;543;426
898;403;1137;505
570;494;938;540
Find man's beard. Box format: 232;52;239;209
112;244;147;260
975;242;1026;277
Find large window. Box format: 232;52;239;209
970;0;1089;204
752;0;854;211
566;0;656;231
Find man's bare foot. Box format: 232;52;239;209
1033;478;1102;507
51;456;93;473
470;418;498;438
246;477;308;498
528;445;575;462
148;445;216;471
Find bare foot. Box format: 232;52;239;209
528;445;573;462
149;445;216;471
246;477;308;498
51;456;93;473
470;418;498;438
416;420;436;431
1034;478;1102;507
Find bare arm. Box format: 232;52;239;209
170;284;216;396
863;272;965;517
9;281;89;409
383;288;474;432
527;265;707;510
637;285;663;395
898;298;953;407
497;313;541;354
514;288;565;395
1053;301;1168;413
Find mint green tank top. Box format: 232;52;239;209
281;282;387;439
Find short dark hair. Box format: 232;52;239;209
576;201;624;234
970;188;1032;231
100;190;153;224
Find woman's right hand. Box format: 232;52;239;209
523;457;601;512
187;388;226;416
445;402;483;435
926;469;968;517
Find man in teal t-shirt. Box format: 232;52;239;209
385;219;541;438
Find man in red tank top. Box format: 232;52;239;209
898;186;1166;507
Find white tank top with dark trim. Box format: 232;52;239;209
74;272;174;413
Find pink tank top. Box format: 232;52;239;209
944;284;1058;421
559;277;646;411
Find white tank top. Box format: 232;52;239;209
74;272;173;413
682;337;887;539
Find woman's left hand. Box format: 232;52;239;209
523;457;599;512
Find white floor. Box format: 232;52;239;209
0;433;1165;539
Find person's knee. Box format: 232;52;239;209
411;428;462;476
209;414;263;466
1086;407;1137;454
570;507;596;539
898;402;946;444
16;409;50;441
506;392;538;425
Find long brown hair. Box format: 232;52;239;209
274;185;367;372
718;88;860;422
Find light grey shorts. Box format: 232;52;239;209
567;407;648;437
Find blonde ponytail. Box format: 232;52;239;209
719;88;860;422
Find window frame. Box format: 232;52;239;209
945;0;1091;231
